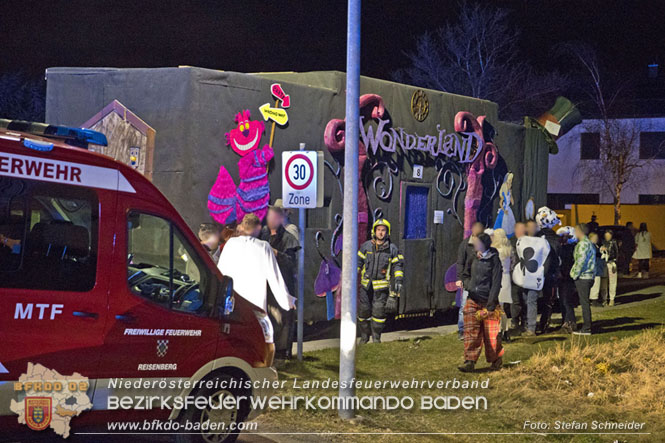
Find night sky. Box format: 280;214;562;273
1;0;664;83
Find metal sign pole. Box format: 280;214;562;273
297;142;306;361
339;0;360;420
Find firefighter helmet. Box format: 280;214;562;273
372;218;391;237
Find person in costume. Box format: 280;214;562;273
513;220;551;336
633;223;652;279
458;233;504;372
535;206;562;333
491;228;513;343
557;226;579;333
493;172;516;238
357;219;404;343
600;230;619;306
509;222;527;334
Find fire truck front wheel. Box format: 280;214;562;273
175;372;250;443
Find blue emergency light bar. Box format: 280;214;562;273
0;118;108;149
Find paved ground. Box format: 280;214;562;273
291;322;459;354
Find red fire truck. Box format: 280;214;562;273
0;120;276;442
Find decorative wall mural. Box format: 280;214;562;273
225;110;266;155
324;96;502;240
410;89;429;122
477;166;504;229
323;158;345;257
82;99;156;180
261;83;291;147
208;110;272;224
525;198;536;221
370;158;399;201
313;232;341;320
435;158;466;226
359;111;484;161
493;172;516;237
454;112;499;237
325;159;343;197
324;94;386;245
372;207;384;224
444;264;463;307
331;213;344;257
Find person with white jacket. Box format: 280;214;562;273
633;222;652;279
218;214;296;366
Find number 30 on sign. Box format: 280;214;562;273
282;151;322;208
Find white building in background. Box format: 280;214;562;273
548;117;665;209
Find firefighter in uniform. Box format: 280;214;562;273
357;219;404;343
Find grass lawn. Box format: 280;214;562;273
256;286;665;442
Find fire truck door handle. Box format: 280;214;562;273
73;311;99;319
115;314;136;322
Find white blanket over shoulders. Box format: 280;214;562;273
218;235;295;311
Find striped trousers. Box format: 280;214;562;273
463;298;504;363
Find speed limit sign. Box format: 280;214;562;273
282;151;322;208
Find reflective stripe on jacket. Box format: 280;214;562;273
357;240;404;290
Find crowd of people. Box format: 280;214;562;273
194;201;300;367
192;201;654;371
198;205;407;363
454;209;654;373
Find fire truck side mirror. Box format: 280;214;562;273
217;275;235;320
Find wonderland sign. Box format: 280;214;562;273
324;93;498;244
359;116;483;164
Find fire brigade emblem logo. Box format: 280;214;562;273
156;340;169;358
25;397;52;431
11;364;92;438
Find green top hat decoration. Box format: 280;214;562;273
525;96;582;154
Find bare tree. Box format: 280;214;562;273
0;72;45;121
393;1;567;120
577;119;646;224
564;43;648;224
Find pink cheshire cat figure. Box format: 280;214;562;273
208;110;273;224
